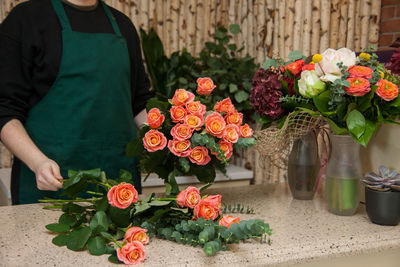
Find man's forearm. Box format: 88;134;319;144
134;109;147;129
0;119;48;172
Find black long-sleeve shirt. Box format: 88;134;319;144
0;0;153;133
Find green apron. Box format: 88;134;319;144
16;0;140;204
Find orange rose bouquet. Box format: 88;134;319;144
127;77;256;195
42;169;272;265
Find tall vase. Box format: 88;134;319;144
325;134;362;216
288;132;320;200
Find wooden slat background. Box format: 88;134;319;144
0;0;382;184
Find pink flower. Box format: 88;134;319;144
143;130;167;152
224;111;243;125
147;108;165;129
176;186;201;209
170;124;193;141
186;101;206;116
205;112;226;138
117;241;146;265
170;106;187;123
189;146;211;165
124;227;149;246
172;89;195;106
107;183;138;209
214;98;236;114
167;139;192;157
223;124;240;143
197;77;216;96
239;124;253;138
219;215;240;228
193;195;222;220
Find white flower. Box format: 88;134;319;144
315;48;356;82
298;70;327;98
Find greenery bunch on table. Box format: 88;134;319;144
42;169;272;265
126;78;256;195
140;24;257;118
253;47;400;147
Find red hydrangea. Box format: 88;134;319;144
250;68;285;120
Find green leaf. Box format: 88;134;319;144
67;227;92;251
95;196;109;212
134;203;151;215
313;90;331;114
109;206;131;227
170;207;188;213
234;90;249;103
229;24;240;34
262;58;279;70
236;137;256;148
126;139;144;158
357;119;377;147
88;237;107;256
198;183;213;192
62;174;81;190
89;211;109;233
81;169;102;179
52;233;69;247
229;84;238;93
149;200;172;206
287;50;303;61
204;240;221;256
148;208;171;223
326;117;348;135
346;109;366;139
228;44;237;51
390;95;400;107
59;214;75;227
118;169;132;183
192;165;216;183
108;253;121;264
45;223;70;233
179;157;190;173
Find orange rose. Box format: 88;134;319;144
224;111;243;125
168;139;192;157
193;195;221;220
285;59;304;76
143;129;167;152
212;140;233;160
124;227;149;245
214;98;236;114
219;215;240;228
147;108;165;129
302;63;315;71
196;77;216;96
223;124;240;143
375;79;399;101
186;101;206;116
107;182;138;209
239;123;253;138
189;146;211;165
170;124;193;141
345;77;371;97
184;114;204;130
172;89;195;106
170;106;187;123
176;186;201;209
117;241;146;265
348;65;373;79
205;112;226;138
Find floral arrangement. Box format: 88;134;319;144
127;77;256;194
42;169;272;265
252;48;400;147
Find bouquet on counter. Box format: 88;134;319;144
253;48;400;148
42;169;272;265
126;77;256;195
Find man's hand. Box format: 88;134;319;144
33;159;63;191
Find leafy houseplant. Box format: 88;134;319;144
363;166;400;226
140;24;258;117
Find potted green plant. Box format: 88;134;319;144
362;166;400;226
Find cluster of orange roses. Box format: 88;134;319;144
142;77;253;165
107;182;240;265
177;186;240;228
345;65;399;101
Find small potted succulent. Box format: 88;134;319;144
362;166;400;226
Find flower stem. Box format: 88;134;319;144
39;198;100;203
86;191;104;196
156;198;176;201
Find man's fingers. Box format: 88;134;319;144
50;162;63;180
42;168;63;189
37;176;58;191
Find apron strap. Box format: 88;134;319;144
101;1;123;37
51;0;72;31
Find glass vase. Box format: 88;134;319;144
325;134;362;216
288;132;320;200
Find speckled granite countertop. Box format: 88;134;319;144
0;183;399;267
